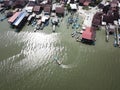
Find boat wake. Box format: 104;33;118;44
53;56;74;69
59;64;73;69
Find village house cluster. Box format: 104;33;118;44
0;0;120;46
93;0;120;47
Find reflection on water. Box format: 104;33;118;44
1;31;69;70
60;64;74;69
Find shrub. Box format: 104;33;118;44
82;6;90;10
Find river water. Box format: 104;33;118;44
0;13;120;90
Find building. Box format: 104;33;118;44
81;27;96;44
55;7;64;17
44;5;51;15
92;12;102;27
8;12;21;24
11;0;27;9
8;11;28;28
79;0;91;6
33;5;41;14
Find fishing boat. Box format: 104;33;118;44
0;16;6;21
34;19;42;31
54;56;62;65
52;25;56;32
56;60;62;65
27;13;36;25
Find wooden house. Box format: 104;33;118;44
44;5;51;15
33;5;41;14
55;7;64;17
11;0;28;9
79;0;85;5
81;27;96;45
79;0;91;6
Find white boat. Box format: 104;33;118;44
54;56;62;65
56;60;62;65
52;25;56;32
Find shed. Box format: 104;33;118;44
25;6;33;13
102;14;114;24
98;3;104;9
92;18;101;27
81;27;96;43
83;1;90;6
83;0;91;6
56;7;64;17
13;11;28;26
79;0;85;4
27;1;36;7
8;12;20;23
92;12;102;26
70;3;77;10
48;0;52;4
12;0;26;8
33;6;41;14
44;5;51;15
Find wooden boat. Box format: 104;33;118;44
53;56;62;65
52;25;56;32
56;60;62;65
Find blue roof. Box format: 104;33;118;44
13;11;27;26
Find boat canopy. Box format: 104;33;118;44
27;13;35;21
25;6;33;13
41;15;49;22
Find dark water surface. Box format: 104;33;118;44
0;14;120;90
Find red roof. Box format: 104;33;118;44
92;18;101;26
44;6;51;13
56;7;64;14
79;0;91;4
82;27;95;40
83;1;90;6
79;0;85;3
8;12;20;23
33;6;40;12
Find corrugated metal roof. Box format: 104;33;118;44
56;7;64;14
82;27;95;40
13;11;27;26
8;12;20;23
33;6;40;12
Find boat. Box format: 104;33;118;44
56;60;62;65
53;56;62;65
27;13;36;25
34;28;37;32
52;25;56;32
31;19;37;26
0;16;6;21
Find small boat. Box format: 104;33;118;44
40;23;44;30
34;28;37;32
0;8;3;12
31;19;37;26
56;60;62;65
52;25;56;32
0;16;6;21
54;56;62;65
36;25;40;30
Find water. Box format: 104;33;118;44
0;14;120;90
